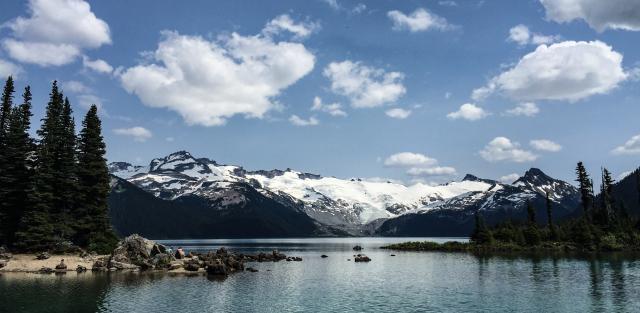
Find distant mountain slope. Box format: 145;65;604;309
609;168;640;215
108;176;344;239
109;151;581;237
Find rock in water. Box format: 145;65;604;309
110;234;173;270
352;246;363;251
246;267;258;272
38;267;54;274
76;265;87;273
321;255;328;258
354;254;371;262
206;259;227;276
92;257;109;271
55;259;67;270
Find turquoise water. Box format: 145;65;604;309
2;237;640;313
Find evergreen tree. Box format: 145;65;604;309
15;82;64;249
471;212;493;244
546;192;558;240
0;76;15;245
76;105;117;253
597;168;615;227
527;201;536;225
55;97;79;239
0;87;34;246
575;162;594;217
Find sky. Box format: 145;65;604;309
0;0;639;186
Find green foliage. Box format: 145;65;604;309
0;78;118;253
471;212;494;244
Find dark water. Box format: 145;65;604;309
2;237;640;313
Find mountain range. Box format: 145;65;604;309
106;151;594;238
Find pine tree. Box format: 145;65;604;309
527;200;536;225
0;87;34;247
0;76;15;245
55;97;79;239
15;82;63;250
546;192;558;240
76;105;117;253
575;162;593;217
471;212;493;244
597;168;615;227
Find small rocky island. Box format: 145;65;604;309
0;235;303;276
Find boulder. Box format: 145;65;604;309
354;254;371;262
206;259;227;276
184;262;200;272
0;260;6;268
92;257;109;271
352;246;363;251
76;265;87;273
55;259;67;270
36;252;50;260
321;255;328;258
151;244;167;256
38;267;54;274
168;261;183;271
246;267;258;273
109;261;140;271
111;234;163;270
152;253;173;269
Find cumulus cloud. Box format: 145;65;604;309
406;166;457;176
499;173;521;183
385;108;412;119
505;102;539;117
472;41;628;102
3;0;111;66
530;139;562;152
480;137;538;163
612;134;640;155
387;8;453;32
540;0;640;32
384;152;437;167
113;126;152;142
62;80;91;93
311;96;346;117
289;115;319;126
0;59;24;78
323;60;405;108
120;17;315;127
439;1;458;7
82;56;113;74
263;14;319;39
508;24;560;46
447;103;489;121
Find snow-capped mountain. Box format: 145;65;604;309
108;151;580;236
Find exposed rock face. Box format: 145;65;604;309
109;234;173;270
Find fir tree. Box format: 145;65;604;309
575;162;594;217
76;105;117;253
55;97;78;239
471;212;493;244
0;76;15;245
527;201;536;225
15;82;64;249
546;192;558;240
597;168;615;227
0;87;34;246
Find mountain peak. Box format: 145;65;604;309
462;174;497;185
515;168;553;186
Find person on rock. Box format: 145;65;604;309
175;247;185;259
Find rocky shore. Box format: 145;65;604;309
0;235;304;276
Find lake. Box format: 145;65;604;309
1;237;640;312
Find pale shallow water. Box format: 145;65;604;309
1;237;640;313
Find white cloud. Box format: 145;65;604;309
77;94;104;110
480;137;538;163
612;134;640;155
0;59;24;78
384;152;437;167
447;103;489;121
499;173;521;183
82;56;113;74
311;96;346;117
62;80;91;93
508;24;560;46
385;108;412;119
289;115;319;126
439;1;458;7
530;139;562;152
322;0;340;10
263;14;319;39
540;0;640;32
3;0;110;66
113;126;152;142
505;102;539;117
407;166;457;176
352;3;367;14
120;17;315;127
387;8;453;32
323;60;405;108
472;41;628;102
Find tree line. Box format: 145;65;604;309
0;76;117;253
472;162;640;251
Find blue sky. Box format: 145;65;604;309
0;0;639;185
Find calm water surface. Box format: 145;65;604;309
1;237;640;313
